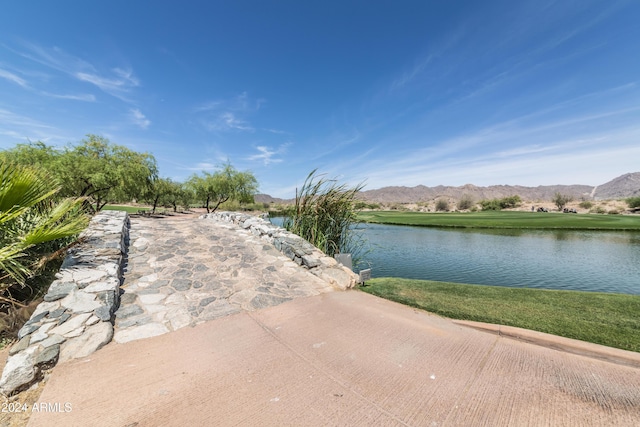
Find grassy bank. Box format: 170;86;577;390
102;205;150;214
358;210;640;230
361;278;640;353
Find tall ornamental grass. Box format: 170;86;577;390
284;170;364;258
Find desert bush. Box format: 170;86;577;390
579;201;593;209
552;193;573;211
608;209;620;215
457;194;474;210
590;206;607;214
435;198;450;212
283;170;364;257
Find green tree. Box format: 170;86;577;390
1;136;158;212
187;162;258;213
552;193;573;211
145;178;189;213
56;135;158;211
626;197;640;209
1;161;88;296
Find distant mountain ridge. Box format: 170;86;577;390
257;172;640;204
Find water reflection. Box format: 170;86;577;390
270;217;640;294
360;223;640;295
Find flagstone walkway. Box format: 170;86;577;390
114;214;335;343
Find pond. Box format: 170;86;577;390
269;217;640;294
358;223;640;295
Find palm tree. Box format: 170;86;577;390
0;161;89;299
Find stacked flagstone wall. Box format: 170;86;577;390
202;212;359;290
0;211;128;396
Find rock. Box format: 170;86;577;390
38;334;65;349
25;310;49;325
114;323;169;344
199;296;217;307
57;312;72;325
44;281;77;302
94;305;113;321
35;345;60;368
17;323;39;340
250;294;292;310
116;304;144;319
83;278;119;293
71;268;108;286
302;255;321;268
139;293;167;304
171;278;192;291
29;323;55;344
9;336;30;356
0;347;38;396
60;290;102;313
166;308;191;330
48;307;67;319
59;322;113;361
48;313;92;336
119;292;137;304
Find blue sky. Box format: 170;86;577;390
1;1;639;198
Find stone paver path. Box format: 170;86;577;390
114;215;335;343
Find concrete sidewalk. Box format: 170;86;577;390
28;291;640;426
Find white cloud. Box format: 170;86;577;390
14;42;139;102
0;68;28;87
205;112;253;132
42;92;96;102
130;108;151;129
248;143;290;165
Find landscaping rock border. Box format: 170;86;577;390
201;212;359;290
0;211;129;396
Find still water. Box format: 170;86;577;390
358;223;640;295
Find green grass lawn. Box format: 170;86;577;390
102;204;150;214
361;277;640;352
358;210;640;230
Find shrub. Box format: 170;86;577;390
457;194;474;210
480;195;522;211
608;209;620;215
500;195;522;209
552;193;573;211
480;199;502;211
626;197;640;209
435;198;450;212
579;201;593;209
590;206;606;214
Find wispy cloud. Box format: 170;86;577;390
0;68;28;87
196;92;266;133
0;108;67;144
42;92;96;102
248;143;291;165
14;41;139;102
130;108;151;129
205;112;253;132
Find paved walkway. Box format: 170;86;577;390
22;214;640;426
114;215;335;343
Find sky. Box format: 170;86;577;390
1;1;639;198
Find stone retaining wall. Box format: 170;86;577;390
202;212;359;290
0;211;129;396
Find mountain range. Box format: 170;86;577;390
256;172;640;205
